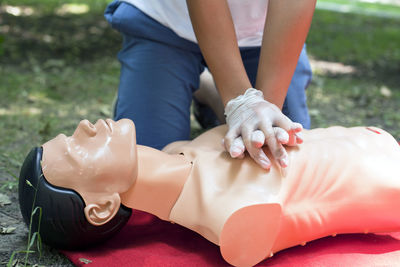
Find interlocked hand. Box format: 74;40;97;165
224;88;303;169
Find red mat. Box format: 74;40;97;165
62;209;400;267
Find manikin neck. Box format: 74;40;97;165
120;145;192;221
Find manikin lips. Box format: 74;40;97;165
104;119;113;133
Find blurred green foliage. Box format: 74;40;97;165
0;35;4;56
1;0;119;64
318;0;400;14
1;0;110;13
308;9;400;79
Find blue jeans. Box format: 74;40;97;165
105;1;312;149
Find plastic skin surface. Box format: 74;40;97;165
41;120;400;267
166;125;400;266
42;119;192;223
42;119;138;225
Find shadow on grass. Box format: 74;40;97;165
0;2;121;65
307;9;400;84
0;3;399;82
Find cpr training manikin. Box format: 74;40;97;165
18;119;400;267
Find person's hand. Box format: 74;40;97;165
223;88;303;169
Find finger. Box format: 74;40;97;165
292;122;303;132
250;147;272;170
229;137;245;158
295;131;304;144
273;114;304;146
244;144;272;170
242;126;272;169
273;127;289;144
241;125;255;151
224;127;240;153
272;112;294;132
260;122;289;168
237;151;245;159
269;139;289;168
287;128;305;146
287;123;304;145
252;130;265;148
287;129;298;146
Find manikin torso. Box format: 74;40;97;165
120;125;400;266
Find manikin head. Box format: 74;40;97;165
19;119;137;249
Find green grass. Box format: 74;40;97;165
1;0;110;14
318;0;400;14
307;75;400;133
305;7;400;138
0;59;119;266
0;59;119;170
1;2;120;64
308;9;400;77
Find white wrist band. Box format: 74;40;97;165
224;88;265;125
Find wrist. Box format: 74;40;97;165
216;77;252;106
224;88;265;125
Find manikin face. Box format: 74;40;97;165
41;119;137;219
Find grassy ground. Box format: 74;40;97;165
0;0;399;266
306;8;400;133
317;0;400;19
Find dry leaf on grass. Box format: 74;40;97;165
0;226;16;234
0;193;11;206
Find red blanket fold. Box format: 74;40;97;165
62;210;400;266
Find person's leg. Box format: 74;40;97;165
115;36;204;149
193;69;225;128
240;44;312;129
105;1;204;149
282;45;312;129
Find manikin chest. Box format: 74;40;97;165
168;127;400;266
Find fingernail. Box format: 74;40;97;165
232;152;243;158
279;157;288;168
260;159;271;169
278;135;289;144
254;141;263;148
232;147;240;153
293;123;303;132
230;147;242;157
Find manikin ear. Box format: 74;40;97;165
84;193;121;226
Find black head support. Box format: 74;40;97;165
18;147;132;250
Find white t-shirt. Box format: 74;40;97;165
122;0;268;47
